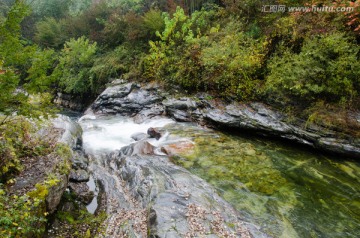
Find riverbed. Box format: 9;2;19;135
79;115;360;237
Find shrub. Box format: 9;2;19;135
0;1;57;121
141;8;165;41
143;6;217;88
34;17;68;48
0;188;47;238
265;32;360;105
52;36;98;96
200;19;265;99
0;118;54;183
90;43;142;81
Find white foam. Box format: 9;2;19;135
79;116;174;154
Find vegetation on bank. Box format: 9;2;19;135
0;116;72;237
1;0;360;113
0;0;359;236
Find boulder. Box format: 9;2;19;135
147;127;161;140
68;182;95;205
130;132;148;141
163;98;197;122
46;174;69;214
91;82;163;116
69;169;90;182
119;141;155;156
52;115;83;149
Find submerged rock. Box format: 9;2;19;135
161;140;195;156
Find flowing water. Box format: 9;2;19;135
79;115;360;238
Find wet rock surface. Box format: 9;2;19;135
91;82;163;116
68;182;95;205
131;132;149;141
90;142;267;238
51;114;83;149
54;92;86;111
118;140;156;156
147;127;162;140
69;169;90;182
202;102;360;157
88;80;360;157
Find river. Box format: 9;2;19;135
79;114;360;237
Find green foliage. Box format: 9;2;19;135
0;0;31;66
0;188;47;238
101;12;129;47
34;17;68;48
142;9;165;40
0;118;54;183
143;7;264;99
143;7;216;88
0;1;57;122
266;33;360;104
52;36;98;95
67;0;92;16
29;0;71;19
200;19;265;99
91;43;142;80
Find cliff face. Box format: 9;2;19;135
88;80;360;158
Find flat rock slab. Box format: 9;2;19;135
90;142;268;238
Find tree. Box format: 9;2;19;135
0;0;55;125
52;36;98;96
265;33;360;105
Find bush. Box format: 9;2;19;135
200;19;265;99
34;17;68;48
265;32;360;105
52;36;98;96
142;8;165;40
90;43;143;81
143;7;217;88
0;188;47;238
143;8;264;98
0;118;54;183
0;1;57;121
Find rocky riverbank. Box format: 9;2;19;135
88;80;360;158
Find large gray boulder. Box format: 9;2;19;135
91;82;163;116
52;114;83;149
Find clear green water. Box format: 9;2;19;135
164;123;360;238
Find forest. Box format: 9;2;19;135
1;0;360;237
